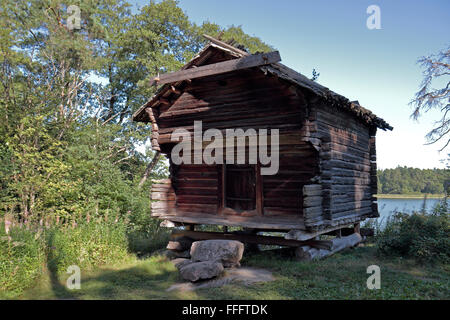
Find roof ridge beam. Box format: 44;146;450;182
150;51;281;86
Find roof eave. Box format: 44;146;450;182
132;38;392;131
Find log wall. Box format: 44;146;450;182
171;163;219;215
263;145;319;217
150;179;176;217
307;101;378;228
149;58;380;230
155;68;306;143
150;66;320;222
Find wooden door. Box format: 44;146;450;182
221;164;260;216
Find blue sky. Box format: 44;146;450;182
134;0;450;169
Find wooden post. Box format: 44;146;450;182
354;223;360;234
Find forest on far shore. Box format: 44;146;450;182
377;167;450;195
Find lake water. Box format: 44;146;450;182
376;197;448;224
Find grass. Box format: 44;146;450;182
376;194;446;199
12;245;449;300
0;222;131;299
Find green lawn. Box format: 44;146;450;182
14;245;449;300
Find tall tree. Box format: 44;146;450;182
411;47;450;150
0;0;274;226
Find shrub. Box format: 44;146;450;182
0;226;46;298
375;205;449;263
46;221;130;274
0;220;132;298
127;229;170;257
126;215;170;256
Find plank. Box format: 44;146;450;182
157;213;306;230
202;34;250;56
151;51;281;86
170;229;320;247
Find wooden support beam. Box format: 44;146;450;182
170;85;181;95
295;233;363;261
160;220;181;228
158;98;170;105
157;214;306;230
150;51;281;86
171;230;326;248
285;225;345;241
322;227;374;237
202;34;250;56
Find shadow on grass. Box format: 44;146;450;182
39;255;197;300
33;246;448;300
126;230;170;259
79;265;180;299
45;232;78;300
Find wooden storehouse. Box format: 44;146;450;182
133;36;392;243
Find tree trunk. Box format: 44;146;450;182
138;151;161;189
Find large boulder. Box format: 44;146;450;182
172;249;190;259
190;240;244;268
171;258;193;271
179;261;224;282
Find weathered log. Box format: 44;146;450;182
285;225;348;241
321;159;371;172
160;220;178;228
151;201;175;209
171;230;323;247
303;206;323;217
151;192;176;201
323;227;374;237
151;51;281;86
303;196;322;207
295;233;362;261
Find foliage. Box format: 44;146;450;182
0;0;273;297
0;226;46;298
410;46;450;150
311;68;320;81
0;0;271;230
375;204;450;263
377;166;450;195
45;222;130;275
126;229;170;257
0;221;134;298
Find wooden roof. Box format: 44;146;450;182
133;36;393;131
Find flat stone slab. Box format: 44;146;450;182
167;267;275;292
190;240;244;268
179;261;224;282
